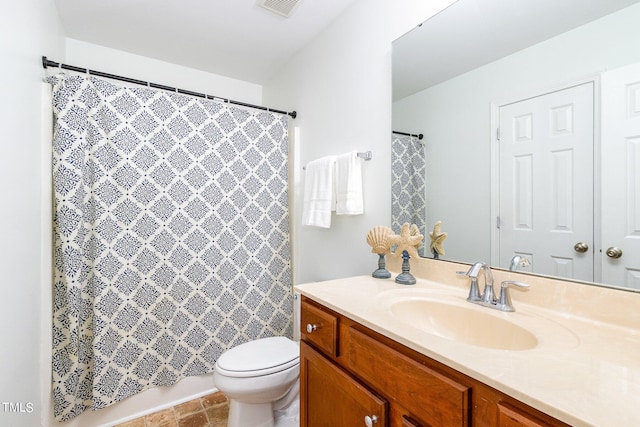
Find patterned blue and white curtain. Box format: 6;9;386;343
391;134;426;256
48;74;292;421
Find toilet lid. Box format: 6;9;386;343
215;336;299;378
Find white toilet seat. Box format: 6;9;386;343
215;336;300;378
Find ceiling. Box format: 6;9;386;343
54;0;359;85
393;0;640;100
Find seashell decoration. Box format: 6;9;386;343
366;225;395;279
366;225;395;255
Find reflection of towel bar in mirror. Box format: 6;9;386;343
303;151;372;170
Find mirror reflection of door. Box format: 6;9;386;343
497;83;594;282
601;62;640;289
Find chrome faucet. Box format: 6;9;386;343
462;262;495;304
459;262;529;312
479;263;496;304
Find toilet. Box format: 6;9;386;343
213;336;300;427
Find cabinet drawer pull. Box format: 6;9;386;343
364;415;378;426
306;323;318;333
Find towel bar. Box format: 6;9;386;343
303;151;372;170
356;151;373;161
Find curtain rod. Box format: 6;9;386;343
393;130;423;140
42;56;297;119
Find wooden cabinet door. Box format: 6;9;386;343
343;326;470;427
301;341;388;427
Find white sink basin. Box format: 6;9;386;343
389;298;538;350
377;288;579;351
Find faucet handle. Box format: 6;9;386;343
501;280;529;289
457;263;483;302
496;280;530;312
466;262;483;277
466;277;482;302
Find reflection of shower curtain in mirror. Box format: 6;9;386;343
48;74;292;421
391;135;426;256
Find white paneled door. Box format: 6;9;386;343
601;62;640;289
497;83;594;282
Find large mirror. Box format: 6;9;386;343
392;0;640;291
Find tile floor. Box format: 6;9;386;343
114;391;229;427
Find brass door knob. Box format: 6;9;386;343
574;242;589;253
606;247;623;259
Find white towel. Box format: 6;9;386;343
335;151;364;215
302;155;336;228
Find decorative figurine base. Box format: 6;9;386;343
372;253;391;279
395;250;416;285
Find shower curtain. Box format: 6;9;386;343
48;74;292;421
391;134;426;256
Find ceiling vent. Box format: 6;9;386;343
257;0;303;18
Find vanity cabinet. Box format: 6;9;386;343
301;342;388;426
300;296;570;427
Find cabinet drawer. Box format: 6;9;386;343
344;326;470;427
497;402;566;427
401;415;423;426
301;299;339;356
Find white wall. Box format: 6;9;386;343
393;3;640;265
65;39;263;105
264;0;392;285
264;0;456;285
0;2;64;427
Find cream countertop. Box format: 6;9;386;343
294;262;640;427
